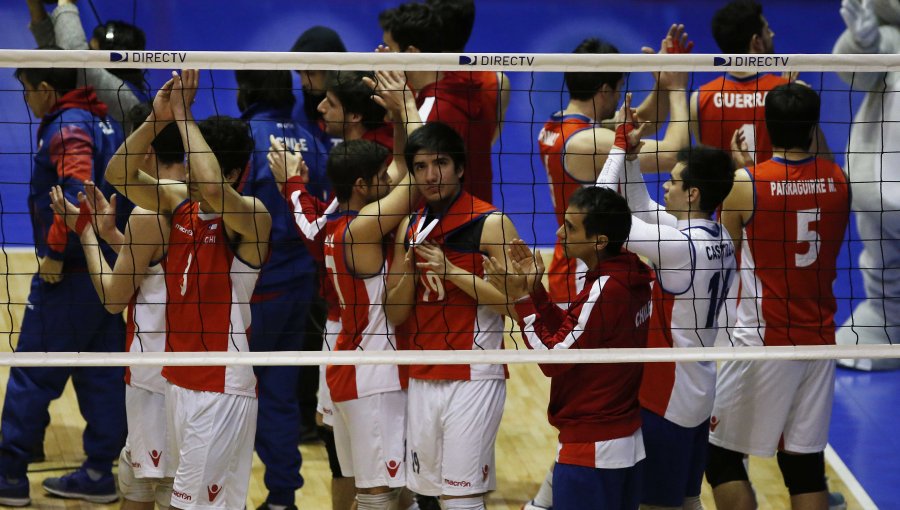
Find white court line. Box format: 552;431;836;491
826;444;878;510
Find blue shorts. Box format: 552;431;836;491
640;408;709;506
553;461;642;510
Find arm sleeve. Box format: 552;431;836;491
625;217;694;292
51;4;141;124
596;147;678;227
833;27;900;90
29;17;56;47
282;176;334;261
45;125;94;258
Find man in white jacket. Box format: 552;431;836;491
833;0;900;370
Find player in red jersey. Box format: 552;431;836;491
379;1;496;203
425;0;511;144
706;84;850;510
385;122;520;510
484;186;653;510
105;70;271;510
537;30;691;304
691;0;787;164
50;102;186;510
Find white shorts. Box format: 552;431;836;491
124;384;169;478
332;390;407;489
406;378;506;497
317;319;341;427
709;359;835;457
166;383;258;510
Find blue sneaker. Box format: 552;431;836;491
42;468;118;504
0;476;30;507
829;491;848;510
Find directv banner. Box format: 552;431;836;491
111;51;188;63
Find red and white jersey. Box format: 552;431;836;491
125;261;167;394
404;192;506;381
697;73;789;164
735;157;849;347
161;200;261;397
538;112;595;304
639;220;736;428
324;211;405;402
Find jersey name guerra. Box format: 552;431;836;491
698;73;788;163
736;157;849;347
324;211;405;402
404;191;506;381
538;112;595;304
161;200;261;397
640;220;737;428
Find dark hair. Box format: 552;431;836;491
568;186;632;255
379;2;444;53
677;146;736;215
15;65;78;96
197;116;254;181
404;122;466;173
327;140;390;202
425;0;475;52
765;83;820;151
92;21;147;90
127;103;185;166
291;26;347;53
565;38;623;101
325;71;387;132
711;0;764;54
92;21;146;51
235;70;296;113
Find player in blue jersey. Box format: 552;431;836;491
0;66;126;507
235;69;329;510
290;26;348;152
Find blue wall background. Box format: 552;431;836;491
0;0;868;325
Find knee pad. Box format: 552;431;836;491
356;489;400;510
440;496;485;510
117;448;156;503
318;425;345;478
776;451;826;495
705;444;749;488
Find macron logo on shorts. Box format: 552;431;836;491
386;459;401;478
710;416;720;432
149;450;161;467
173;490;192;502
207;484;222;502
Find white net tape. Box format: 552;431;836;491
3;50;897;368
2;49;900;71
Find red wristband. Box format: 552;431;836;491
614;123;635;151
74;200;92;236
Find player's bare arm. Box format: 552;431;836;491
50;186;165;314
171;69;272;267
105;76;187;215
385;216;416;325
492;72;511;144
720;169;754;259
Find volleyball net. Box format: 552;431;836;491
0;49;898;367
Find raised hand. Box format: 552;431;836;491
841;0;879;48
730;129;753;169
267;135;306;190
483;255;522;300
49;185;82;232
508;239;544;295
151;77;176;123
83;181;120;243
364;69;412;115
170;69;200;121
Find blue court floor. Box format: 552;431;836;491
830;366;900;508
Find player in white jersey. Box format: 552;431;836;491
50;102;186;510
594;97;737;509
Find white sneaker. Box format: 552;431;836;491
522;500;551;510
